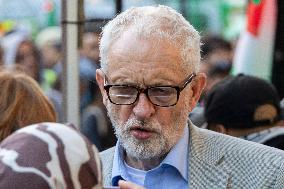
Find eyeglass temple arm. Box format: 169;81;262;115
180;73;196;90
102;70;109;86
104;77;107;85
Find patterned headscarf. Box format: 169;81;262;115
0;122;102;189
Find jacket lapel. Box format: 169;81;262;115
188;122;230;189
100;147;115;186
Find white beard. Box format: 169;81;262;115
106;101;189;160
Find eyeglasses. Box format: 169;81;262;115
104;73;196;107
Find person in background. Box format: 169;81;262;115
15;39;42;83
200;35;233;99
201;35;233;70
35;27;62;73
96;5;284;188
80;32;101;69
79;32;101;112
0;122;144;189
35;27;62;93
190;35;233;127
80;31;116;150
204;74;284;150
81;79;115;151
37;37;64;121
0;68;56;141
41;31;103;122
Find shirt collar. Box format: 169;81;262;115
111;125;189;185
161;125;189;181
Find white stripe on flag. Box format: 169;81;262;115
232;0;277;80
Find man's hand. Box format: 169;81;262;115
118;180;145;189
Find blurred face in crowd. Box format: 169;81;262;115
81;33;100;64
41;43;61;69
97;29;205;161
206;48;233;67
15;41;40;81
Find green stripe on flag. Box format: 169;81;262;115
252;0;261;5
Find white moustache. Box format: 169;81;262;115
123;118;161;133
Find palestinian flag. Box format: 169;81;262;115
232;0;277;80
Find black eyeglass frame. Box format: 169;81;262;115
103;73;196;107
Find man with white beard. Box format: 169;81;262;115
96;5;284;189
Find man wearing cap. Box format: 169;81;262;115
205;74;284;150
97;5;284;189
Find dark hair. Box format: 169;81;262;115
15;39;42;82
201;35;232;58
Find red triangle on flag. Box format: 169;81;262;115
247;0;265;36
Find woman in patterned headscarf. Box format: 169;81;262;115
0;122;143;189
0;122;101;189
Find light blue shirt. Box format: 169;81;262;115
111;126;189;189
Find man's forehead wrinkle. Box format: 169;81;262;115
108;55;181;67
106;58;186;81
107;60;182;76
110;28;181;55
108;43;183;68
107;66;183;87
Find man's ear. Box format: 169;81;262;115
208;123;227;134
96;69;108;106
189;72;206;110
215;124;227;134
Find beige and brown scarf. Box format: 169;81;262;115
0;122;102;189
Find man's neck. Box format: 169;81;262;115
124;153;166;171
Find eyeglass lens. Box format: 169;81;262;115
108;86;178;106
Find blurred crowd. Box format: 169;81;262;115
0;26;115;151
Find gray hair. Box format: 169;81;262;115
100;5;201;73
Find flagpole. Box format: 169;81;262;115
61;0;80;127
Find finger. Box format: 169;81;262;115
118;180;145;189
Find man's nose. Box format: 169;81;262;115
133;93;155;120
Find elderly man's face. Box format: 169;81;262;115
97;30;203;160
